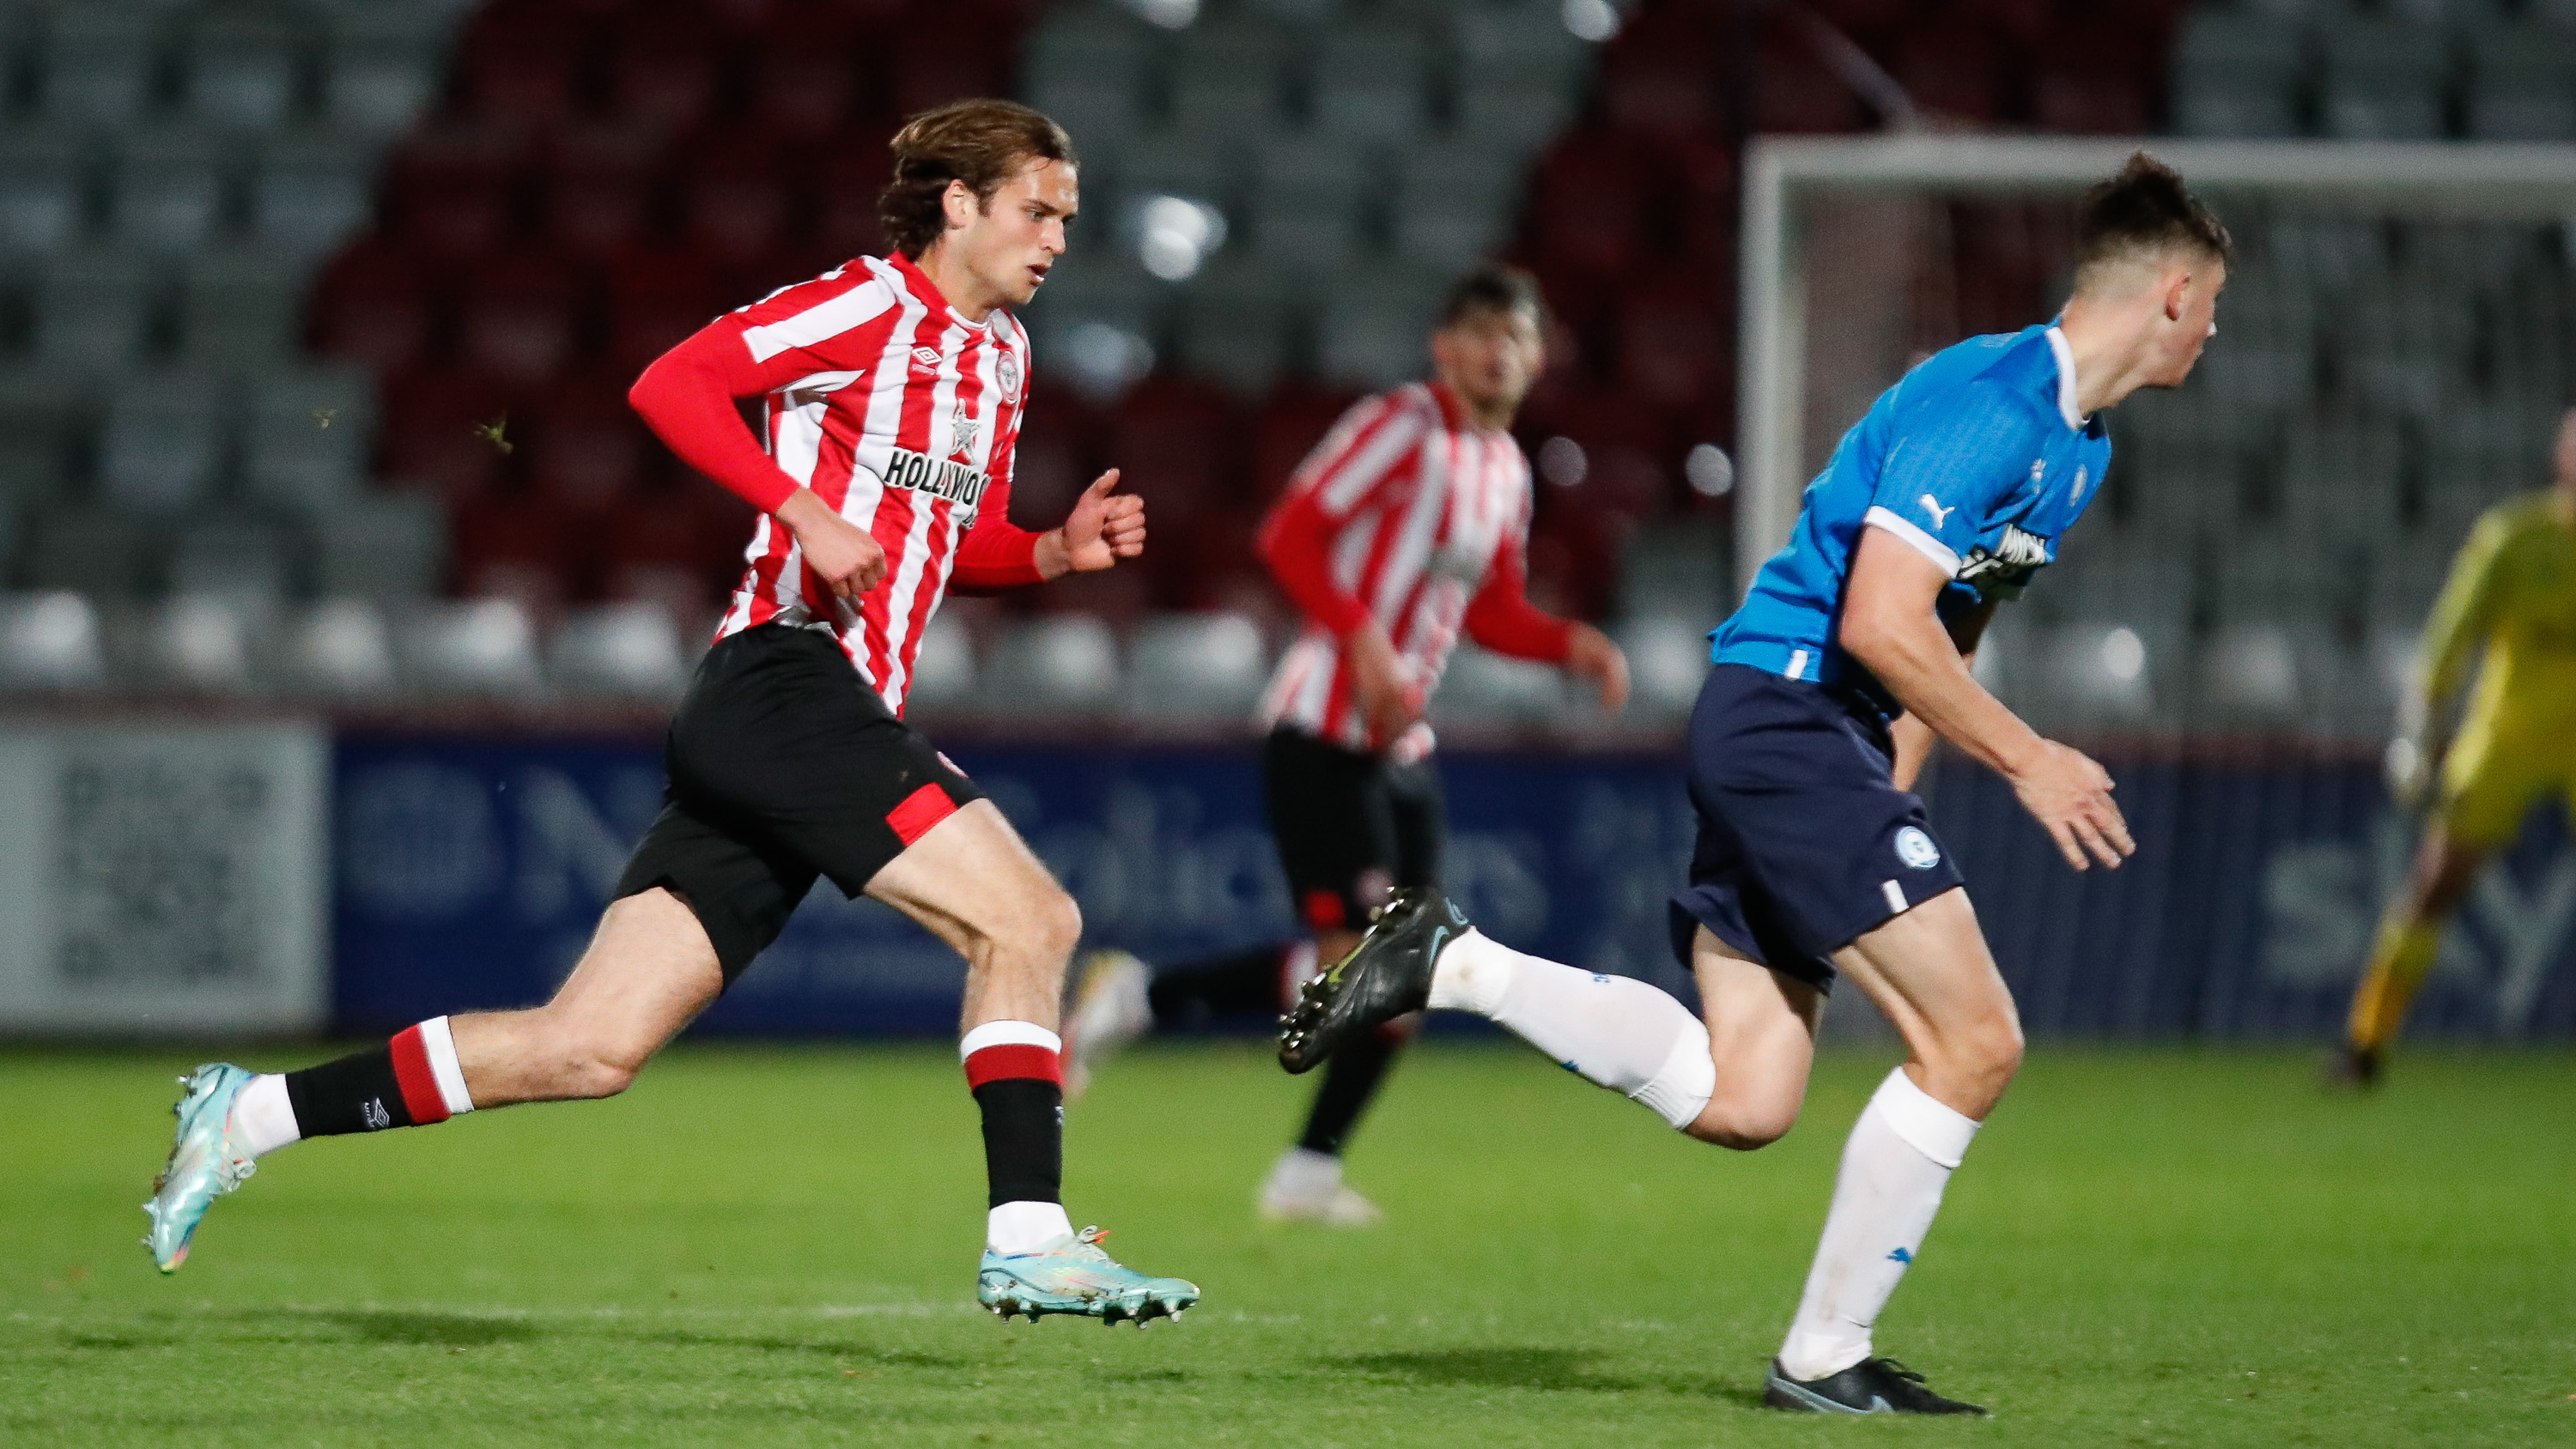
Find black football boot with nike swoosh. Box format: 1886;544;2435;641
1277;888;1466;1074
1762;1357;1987;1416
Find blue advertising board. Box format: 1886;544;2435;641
332;735;2576;1040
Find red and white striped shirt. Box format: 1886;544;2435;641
1257;380;1575;760
629;252;1043;715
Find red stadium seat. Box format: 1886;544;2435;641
679;136;793;264
606;9;727;132
1105;377;1240;530
1251;384;1364;500
812;144;894;260
453;3;593;130
1601;53;1722;143
309;234;438;373
452;491;581;615
1006;394;1105;527
1528;128;1652;275
604;482;754;613
529;373;653;512
1892;26;2009;124
458;252;592;386
386;118;534;262
1617;283;1732;410
746;1;883;141
605;245;726;375
540;120;666;259
379;367;520;502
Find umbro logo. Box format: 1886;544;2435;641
361;1098;391;1131
908;346;942;377
1917;494;1954;529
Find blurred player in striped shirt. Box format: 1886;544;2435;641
1062;265;1629;1224
143;100;1198;1325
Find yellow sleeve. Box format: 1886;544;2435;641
2419;510;2512;706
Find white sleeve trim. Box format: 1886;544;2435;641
2044;324;2086;430
1862;506;1962;578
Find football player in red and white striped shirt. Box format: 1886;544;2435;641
142;101;1198;1323
1063;266;1628;1224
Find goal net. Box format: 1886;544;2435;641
1738;137;2576;745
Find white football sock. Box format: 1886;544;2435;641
1777;1067;1981;1381
1428;929;1716;1130
986;1200;1075;1255
229;1073;301;1157
1262;1146;1343;1204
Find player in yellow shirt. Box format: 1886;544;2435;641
2336;408;2576;1087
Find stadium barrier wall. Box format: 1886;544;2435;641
0;722;329;1034
327;733;2576;1043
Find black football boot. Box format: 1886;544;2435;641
1762;1357;1988;1416
1277;888;1465;1075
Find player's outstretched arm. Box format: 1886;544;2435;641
1841;527;2130;871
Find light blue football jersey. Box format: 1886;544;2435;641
1712;323;2112;714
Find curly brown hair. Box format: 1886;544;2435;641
878;100;1078;259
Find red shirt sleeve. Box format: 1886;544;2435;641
1255;394;1428;637
948;448;1046;592
627;269;902;516
1461;498;1577;664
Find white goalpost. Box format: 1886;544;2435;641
1737;136;2576;740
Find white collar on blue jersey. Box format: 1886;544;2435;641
2044;324;2086;430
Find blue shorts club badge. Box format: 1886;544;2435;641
1895;826;1941;870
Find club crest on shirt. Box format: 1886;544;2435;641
996;352;1022;403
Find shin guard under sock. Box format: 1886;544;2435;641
280;1017;474;1138
962;1022;1072;1252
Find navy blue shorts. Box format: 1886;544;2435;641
1667;664;1965;991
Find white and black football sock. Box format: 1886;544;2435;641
275;1017;475;1145
962;1022;1073;1253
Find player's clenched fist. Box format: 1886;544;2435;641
2008;738;2132;871
1042;470;1145;577
777;488;888;602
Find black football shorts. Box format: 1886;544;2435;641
1263;726;1443;935
614;622;982;982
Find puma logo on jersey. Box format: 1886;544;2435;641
1917;494;1955;529
882;446;988;516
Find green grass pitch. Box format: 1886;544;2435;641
4;1040;2572;1446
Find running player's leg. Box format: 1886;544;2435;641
2342;824;2485;1081
1772;887;2018;1392
864;797;1198;1317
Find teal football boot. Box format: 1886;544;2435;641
142;1063;260;1274
977;1227;1200;1325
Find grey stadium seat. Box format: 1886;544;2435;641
0;590;104;689
1611;615;1712;721
283;595;396;694
245;366;376;512
98;372;226;516
167;512;300;601
2171;9;2306;138
313;493;445;599
1244;135;1370;270
320;1;459;138
1428;643;1564;724
2319;18;2452;140
0;368;85;505
181;248;311;373
401;597;544;695
1173;262;1297;395
180;4;307;131
902;611;977;709
549;600;688;698
19;506;151;597
2465;21;2576;141
0;125;86;252
1308;23;1435;143
37;4;164;128
109;129;235;254
983;615;1121;711
134;592;267;693
1165;19;1291;138
30;246;158;372
252;129;376;255
1127;610;1269;718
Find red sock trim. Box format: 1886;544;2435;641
887;783;958;846
387;1026;452;1126
963;1043;1062;1090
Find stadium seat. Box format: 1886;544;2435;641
540;120;664;258
2465;21;2576;141
251;129;375;256
181;247;311;372
457;252;587;386
167;512;299;602
1243;135;1370;270
313;492;445;599
309;234;435;373
1020;4;1159;158
0;369;84;505
744;3;872;142
1610;614;1710;720
1314;263;1448;388
1308;23;1434;142
0;590;105;689
386;118;532;262
2319;18;2453;140
20;506;149;597
1163;18;1290;138
451;493;579;614
2171;9;2306;137
1173;264;1297;396
677;138;792;265
109;129;233;254
37;4;160;127
2196;621;2309;721
180;4;306;131
549;599;688;697
605;12;722;133
401;596;544;694
0;125;85;252
982;614;1122;711
283;594;396;693
1127;609;1268;718
1601;50;1722;142
245;365;377;512
1389;142;1522;267
604;246;726;375
1428;643;1564;724
1251;382;1359;499
321;0;459;139
1614;517;1728;625
902;610;977;710
528;376;652;512
98;372;226;516
136;591;265;692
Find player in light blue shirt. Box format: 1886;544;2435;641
1273;155;2229;1416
